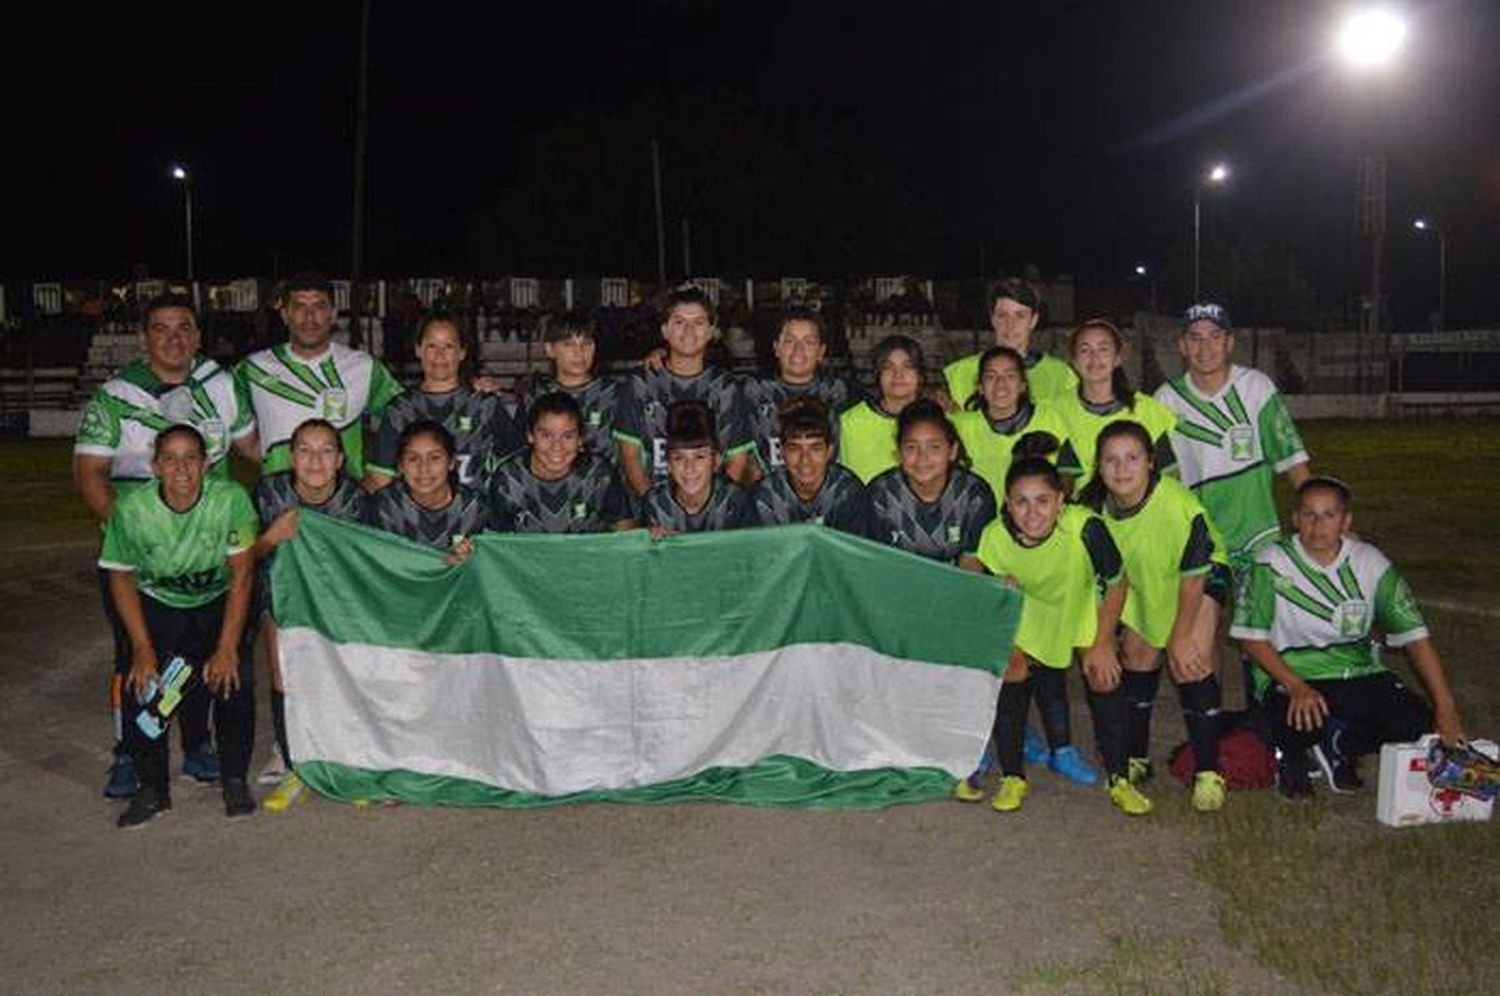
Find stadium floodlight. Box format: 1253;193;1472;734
169;164;194;281
1134;264;1149;277
1336;6;1409;71
1411;217;1446;330
1193;162;1231;302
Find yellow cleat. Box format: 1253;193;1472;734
1108;775;1153;816
1192;770;1227;813
263;771;307;813
953;776;985;803
991;776;1029;813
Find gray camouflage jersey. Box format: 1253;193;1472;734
369;387;523;488
613;366;753;482
642;476;753;533
363;481;490;551
523;375;622;463
488;451;632;534
743;373;861;472
750;463;870;537
866;466;996;563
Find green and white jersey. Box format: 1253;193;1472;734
837;399;900;483
1154;365;1307;567
99;477;258;610
750;463;871;538
523;374;622;464
363;481;490;551
642;475;753;533
1230;535;1429;696
743;373;862;472
975;504;1124;669
74;357;251;496
613;366;754;484
944;350;1077;410
235;341;402;480
369;387;523;488
1058;391;1177;491
487;451;632;534
950;400;1080;504
866;466;996;565
1100;474;1226;649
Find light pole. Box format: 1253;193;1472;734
1192;162;1229;303
170;165;194;282
1413;218;1446;330
1335;6;1409;339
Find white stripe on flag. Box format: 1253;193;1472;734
282;627;999;797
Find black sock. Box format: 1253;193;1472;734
272;689;291;769
994;682;1032;777
1178;676;1222;773
1030;665;1072;749
1087;686;1129;779
1121;669;1162;760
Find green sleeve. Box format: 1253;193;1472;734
75;393;122;450
1374;565;1427;643
226;485;260;555
367;360;404;416
99;507;136;568
1232;562;1276;636
1256;392;1307;471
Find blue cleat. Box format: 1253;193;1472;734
182;742;220;783
1023;728;1049;765
1048;745;1099;786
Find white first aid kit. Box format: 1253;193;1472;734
1376;735;1496;827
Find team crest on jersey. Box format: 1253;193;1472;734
587;410;602;427
319;388;348;422
946;524;961;543
1333;599;1371;637
572;501;588;519
1227;425;1254;461
643;400;661;421
458;415;473;432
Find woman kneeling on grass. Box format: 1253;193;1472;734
102;425;259;828
251;418;366;811
958;443;1150;816
363;419;490;563
1078;420;1231;812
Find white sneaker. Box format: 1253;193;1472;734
257;754;288;786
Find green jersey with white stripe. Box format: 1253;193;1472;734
1153;365;1307;567
235;341;402;479
74;356;251;497
1230;535;1429;695
98;477;258;609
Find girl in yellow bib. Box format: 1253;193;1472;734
959;445;1151;816
838;335;925;483
1058;319;1177;492
1078;420;1231;812
950;346;1081;504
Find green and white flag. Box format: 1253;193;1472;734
275;515;1021;808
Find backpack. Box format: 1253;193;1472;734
1168;713;1275;790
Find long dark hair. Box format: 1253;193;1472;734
1069;318;1136;410
897;398;969;470
1075;419;1155;510
965;345;1028;412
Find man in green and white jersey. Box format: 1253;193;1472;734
943;276;1077;409
1231;478;1466;799
1153;303;1309;574
74;293;256;797
235;274;402;484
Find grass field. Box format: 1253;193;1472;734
4;417;1499;994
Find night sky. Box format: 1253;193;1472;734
5;1;1497;327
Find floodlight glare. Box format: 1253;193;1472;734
171;165;188;181
1336;6;1408;70
1134;264;1149;277
1207;163;1230;184
1412;218;1430;231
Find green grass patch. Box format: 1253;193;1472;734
1012;929;1229;995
